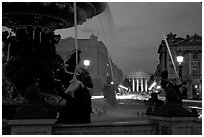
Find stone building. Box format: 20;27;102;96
126;70;152;93
156;33;202;99
56;34;123;95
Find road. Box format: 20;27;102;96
91;95;202;123
91;98;148;123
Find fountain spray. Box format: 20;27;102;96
149;3;179;78
74;2;78;66
98;4;115;82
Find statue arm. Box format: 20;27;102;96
77;69;93;89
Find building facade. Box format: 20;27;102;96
157;33;202;99
126;70;152;93
56;34;123;95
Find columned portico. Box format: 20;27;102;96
145;79;148;92
128;71;151;93
141;79;143;92
136;79;139;91
132;78;135;92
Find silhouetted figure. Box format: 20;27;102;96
152;93;163;109
3;28;61;95
7;80;52;119
145;92;163;113
160;70;182;105
102;76;117;106
147;88;196;117
56;50;93;124
4;28;34;94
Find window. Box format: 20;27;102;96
192;52;198;61
193;66;198;76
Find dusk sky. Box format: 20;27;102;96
55;2;202;75
3;2;202;75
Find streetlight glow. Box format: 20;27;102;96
177;55;184;81
177;55;184;64
83;59;90;67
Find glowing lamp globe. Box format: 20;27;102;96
84;60;90;67
177;55;184;64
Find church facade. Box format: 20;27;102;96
126;70;152;93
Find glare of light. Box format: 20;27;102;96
119;84;128;90
177;55;184;64
195;85;198;88
83;60;90;67
111;82;114;84
156;85;161;89
148;81;157;90
91;96;104;99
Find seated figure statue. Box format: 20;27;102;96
7;81;54;119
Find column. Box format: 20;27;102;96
141;78;143;92
187;52;192;99
189;52;192;74
136;78;139;92
145;79;148;92
132;78;135;92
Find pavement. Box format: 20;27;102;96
91;94;202;123
91;97;147;123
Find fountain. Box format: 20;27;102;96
3;2;201;135
2;2;148;126
2;2;106;118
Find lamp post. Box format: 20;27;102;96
177;55;184;81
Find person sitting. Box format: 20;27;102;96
160;70;182;105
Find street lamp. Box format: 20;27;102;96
177;55;184;80
83;59;90;68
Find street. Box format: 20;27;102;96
91;94;202;123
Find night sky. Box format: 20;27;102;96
55;2;202;74
3;2;202;74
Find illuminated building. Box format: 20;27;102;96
156;33;202;99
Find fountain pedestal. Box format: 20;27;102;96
147;101;200;135
148;115;198;135
8;119;56;135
